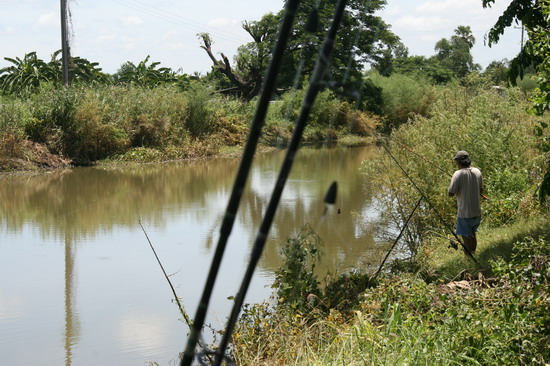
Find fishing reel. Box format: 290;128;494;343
448;238;459;250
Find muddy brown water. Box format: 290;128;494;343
0;145;387;366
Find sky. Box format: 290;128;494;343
0;0;522;75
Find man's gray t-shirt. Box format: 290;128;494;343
448;167;483;218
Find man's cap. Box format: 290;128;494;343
453;150;470;161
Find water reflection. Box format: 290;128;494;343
0;146;382;366
1;146;381;271
64;235;79;366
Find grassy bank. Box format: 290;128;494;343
231;218;549;366
0;84;375;171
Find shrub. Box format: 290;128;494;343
272;89;347;129
272;225;323;311
234;237;549;366
25;85;80;155
369;72;435;131
184;83;215;137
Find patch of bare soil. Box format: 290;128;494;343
0;140;72;172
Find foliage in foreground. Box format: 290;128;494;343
232;236;549;366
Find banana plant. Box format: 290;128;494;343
48;50;110;84
0;52;56;95
114;55;177;87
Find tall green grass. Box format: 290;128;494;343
0;84;372;167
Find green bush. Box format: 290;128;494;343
25;85;81;155
272;225;323;312
369;72;435;130
234;238;549;366
270;89;347;129
0;97;32;137
183;83;215;137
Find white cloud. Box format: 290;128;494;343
163;41;186;51
118;16;144;27
382;4;402;17
95;32;117;43
394;15;447;32
1;26;15;35
206;18;239;28
121;36;140;50
416;0;480;14
162;28;179;41
34;12;58;28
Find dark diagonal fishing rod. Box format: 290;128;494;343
212;1;349;364
372;196;423;280
180;1;301;365
365;126;481;265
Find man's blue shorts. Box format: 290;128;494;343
456;216;481;237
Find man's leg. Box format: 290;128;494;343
461;234;477;254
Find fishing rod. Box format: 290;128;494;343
211;1;349;364
180;1;301;364
365;125;481;265
372;196;423;280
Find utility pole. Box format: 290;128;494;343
514;21;525;53
60;0;70;86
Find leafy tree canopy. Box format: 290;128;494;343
434;25;480;78
113;55;178;87
483;0;548;81
199;0;399;100
381;26;479;83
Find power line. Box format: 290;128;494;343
111;0;250;45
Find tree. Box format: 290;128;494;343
48;50;109;85
483;0;547;81
1;51;111;95
483;59;511;85
199;0;399;99
483;0;549;203
379;26;479;83
434;25;480;78
386;55;454;84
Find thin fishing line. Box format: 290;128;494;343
139;221;191;325
180;1;302;364
389;135;453;177
212;1;349;364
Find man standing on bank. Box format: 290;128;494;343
448;150;483;254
